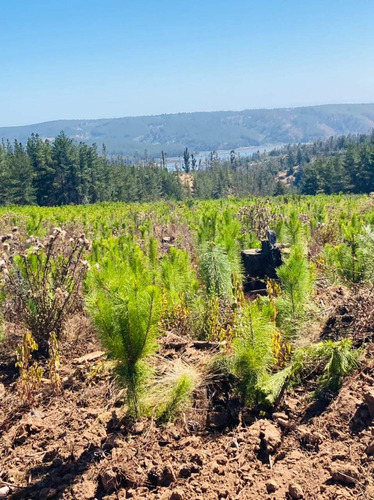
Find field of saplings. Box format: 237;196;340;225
0;195;374;499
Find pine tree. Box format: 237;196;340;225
27;134;55;205
52;132;79;205
5;140;35;205
0;144;7;204
183;147;191;173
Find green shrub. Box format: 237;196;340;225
230;300;277;405
86;239;161;417
258;339;360;405
199;243;233;300
284;210;303;245
160;246;199;309
324;215;366;283
359;225;374;283
276;244;314;335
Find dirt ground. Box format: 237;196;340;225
0;286;374;500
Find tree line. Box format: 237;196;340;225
0;131;373;206
0;133;184;205
297;141;374;194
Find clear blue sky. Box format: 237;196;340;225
1;0;374;126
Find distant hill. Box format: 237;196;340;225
1;103;374;157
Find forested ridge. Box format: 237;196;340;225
1;103;373;156
0;131;373;206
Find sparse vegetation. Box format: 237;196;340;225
0;194;372;498
3;228;89;356
0;195;368;413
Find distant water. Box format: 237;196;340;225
164;143;285;168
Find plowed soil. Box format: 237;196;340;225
1;286;374;500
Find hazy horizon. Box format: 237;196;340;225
1;101;374;129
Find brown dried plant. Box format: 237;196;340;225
48;332;62;394
3;227;90;357
15;331;44;406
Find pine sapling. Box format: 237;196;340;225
276;244;314;333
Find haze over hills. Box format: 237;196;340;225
1;103;374;157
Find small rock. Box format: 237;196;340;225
207;410;229;429
272;412;288;421
42;449;58;462
365;442;374;456
266;480;278;493
0;383;5;398
331;449;348;461
163;333;188;350
201;482;210;493
132;422;145;435
0;486;10;498
260;421;282;454
72;479;97;499
103;432;124;450
277;417;296;430
179;464;192;478
160;465;176;487
364;389;374;418
215;454;228;465
289;482;304;499
169;489;184;500
100;468;118;493
213;464;225;475
331;465;360;485
192;340;220;350
190;452;203;466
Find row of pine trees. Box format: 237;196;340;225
298;143;374;194
0;133;185;205
0;131;373;206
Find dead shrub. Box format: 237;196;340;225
2;227;90;357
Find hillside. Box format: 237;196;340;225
1;103;374;157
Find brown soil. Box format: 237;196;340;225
321;286;374;345
1;288;374;500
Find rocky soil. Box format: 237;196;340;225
0;287;374;500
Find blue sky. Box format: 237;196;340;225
1;0;374;126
